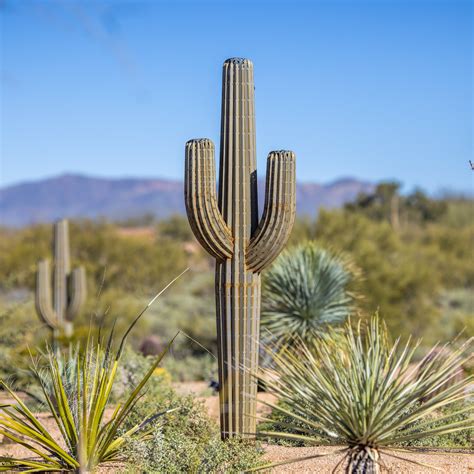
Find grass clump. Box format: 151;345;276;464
261;242;358;346
0;274;185;472
0;335;173;472
256;316;473;473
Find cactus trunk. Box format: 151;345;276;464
185;58;296;439
215;265;261;437
216;59;260;438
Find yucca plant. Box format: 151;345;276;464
256;316;473;473
0;271;186;472
261;242;359;345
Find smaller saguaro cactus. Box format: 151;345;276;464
35;219;86;338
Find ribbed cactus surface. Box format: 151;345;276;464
35;219;86;338
185;58;296;439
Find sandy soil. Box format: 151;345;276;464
1;385;473;473
263;444;474;473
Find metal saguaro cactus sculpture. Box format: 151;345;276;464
35;219;87;338
185;58;296;438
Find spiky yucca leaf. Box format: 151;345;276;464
255;316;473;473
0;270;187;472
261;242;359;345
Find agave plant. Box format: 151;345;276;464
256;316;473;473
0;271;186;472
261;242;359;345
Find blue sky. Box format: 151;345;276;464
1;0;472;193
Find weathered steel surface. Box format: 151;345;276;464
185;58;296;439
35;219;86;338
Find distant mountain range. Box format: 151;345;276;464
0;174;374;227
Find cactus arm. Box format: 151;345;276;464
246;151;296;273
66;266;87;321
35;259;58;330
185;139;233;261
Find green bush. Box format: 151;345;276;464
438;289;474;345
284;192;473;345
398;402;473;449
112;346;215;392
122;372;263;473
308;210;443;341
0;295;45;389
124;429;262;474
162;354;216;382
156;214;194;242
0;219;189;293
145;273;217;357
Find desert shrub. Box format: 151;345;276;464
114;346;214;393
261;242;359;345
118;353;260;473
122;384;263;473
147;273;217;357
0;225;50;290
412;224;474;288
398;402;473;449
0;294;45;388
124;429;262;474
0;220;189;293
345;183;447;226
112;346;215;393
198;436;264;473
71;220;189;293
312;210;443;340
257;316;473;473
440;197;473;228
110;346;154;401
156;214;194;242
285;195;473;345
162;354;216;382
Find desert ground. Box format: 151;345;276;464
179;382;474;473
1;383;472;473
